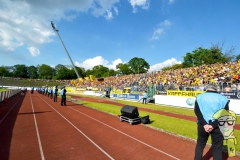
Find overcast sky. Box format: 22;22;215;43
0;0;239;72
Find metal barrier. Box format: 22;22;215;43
0;89;21;102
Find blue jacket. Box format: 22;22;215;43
53;88;58;94
60;88;66;96
195;91;229;128
143;92;148;98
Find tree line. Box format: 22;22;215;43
1;44;239;80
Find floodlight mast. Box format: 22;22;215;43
51;21;80;78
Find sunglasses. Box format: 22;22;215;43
218;120;235;126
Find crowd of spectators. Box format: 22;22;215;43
75;60;240;94
1;60;240;94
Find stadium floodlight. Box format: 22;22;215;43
51;21;80;78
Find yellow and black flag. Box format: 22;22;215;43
89;75;95;82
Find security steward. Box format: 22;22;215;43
194;84;230;160
60;86;67;106
53;86;58;102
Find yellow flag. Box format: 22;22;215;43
89;75;95;82
78;78;83;82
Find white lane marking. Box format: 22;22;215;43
0;98;20;124
30;94;45;160
69;107;180;160
38;96;114;160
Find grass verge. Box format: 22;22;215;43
76;100;240;152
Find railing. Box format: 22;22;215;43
0;89;21;102
154;83;240;94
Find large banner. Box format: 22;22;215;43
66;87;76;93
220;92;240;99
113;94;139;101
167;90;204;97
111;89;123;94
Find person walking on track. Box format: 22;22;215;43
53;86;58;102
194;84;230;160
60;86;67;106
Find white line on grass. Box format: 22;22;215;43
38;96;114;160
30;94;45;160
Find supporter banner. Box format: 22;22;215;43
76;88;86;91
95;91;105;95
66;87;76;93
83;91;95;96
75;90;83;94
123;87;131;94
220;92;240;99
113;94;139;101
111;90;123;95
155;95;240;114
86;87;99;91
167;90;204;97
131;91;142;95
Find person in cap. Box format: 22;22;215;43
194;84;230;160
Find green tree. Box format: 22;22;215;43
161;66;172;71
56;67;71;79
38;64;54;79
116;63;132;75
75;66;86;78
171;63;183;70
91;65;109;78
0;66;9;78
235;54;240;61
55;64;66;75
13;64;28;78
128;57;150;74
108;69;117;76
182;45;234;68
69;68;79;79
27;65;38;79
85;69;93;77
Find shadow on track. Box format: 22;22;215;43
0;92;24;160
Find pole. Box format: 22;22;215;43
51;21;80;78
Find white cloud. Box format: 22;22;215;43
149;28;164;40
105;9;113;19
28;47;40;56
75;56;126;70
148;58;181;72
168;0;174;4
75;56;179;73
107;58;125;70
159;20;171;27
149;20;171;41
75;56;108;70
0;0;120;57
128;0;150;13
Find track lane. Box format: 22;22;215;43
38;94;189;159
0;93;42;160
37;93;181;160
1;92;239;160
30;93;112;160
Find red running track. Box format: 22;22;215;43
0;91;239;160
